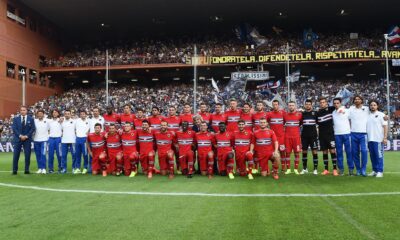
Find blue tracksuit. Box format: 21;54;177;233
61;143;75;171
368;142;384;173
34;141;47;169
75;137;88;169
335;134;353;172
48;137;62;171
351;132;368;174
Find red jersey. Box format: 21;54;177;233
199;112;211;123
133;117;147;131
283;111;302;138
225;109;241;132
215;131;234;152
252;129;277;153
154;130;175;153
103;113;120;131
266;110;285;138
148;115;163;130
233;130;253;152
252;111;267;131
180;113;194;127
137;129;155;154
120;113;136;125
105;132;122;152
120;130;138;152
175;130;196;153
87;132;106;153
240;111;253;132
210;112;227;132
164;116;181;132
195;132;215;153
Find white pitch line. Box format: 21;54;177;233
1;182;400;197
323;196;377;240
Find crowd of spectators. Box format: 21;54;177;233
42;32;394;67
1;78;399;142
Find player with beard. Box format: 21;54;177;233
195;121;216;179
120;122;139;177
137;120;156;178
300;99;319;175
316;97;338;176
233;119;255;179
266;100;286;173
148;106;163;131
154;121;176;179
175;121;196;178
283;101;302;175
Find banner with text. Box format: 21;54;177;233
231;71;269;81
194;50;400;65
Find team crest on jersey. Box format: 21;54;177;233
188;131;191;134
70;121;73;124
167;134;171;138
131;133;135;136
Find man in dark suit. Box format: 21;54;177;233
12;106;35;174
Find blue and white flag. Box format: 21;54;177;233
287;70;301;83
335;87;354;105
211;78;220;92
222;77;247;100
235;24;268;48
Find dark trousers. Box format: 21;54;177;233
12;140;32;173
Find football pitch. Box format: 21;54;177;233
0;152;399;240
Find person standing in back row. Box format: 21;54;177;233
366;100;388;178
12;106;35;175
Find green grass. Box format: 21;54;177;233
0;152;399;240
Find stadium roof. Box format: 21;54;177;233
21;0;400;40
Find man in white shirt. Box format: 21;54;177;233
332;98;354;175
48;109;63;173
61;110;76;174
348;95;369;176
89;107;104;133
366;100;388;178
75;109;90;174
33;109;50;174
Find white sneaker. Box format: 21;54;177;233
72;169;78;174
313;169;318;175
376;172;383;178
42;169;47;174
368;171;377;177
36;169;42;174
300;169;308;175
75;169;81;174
